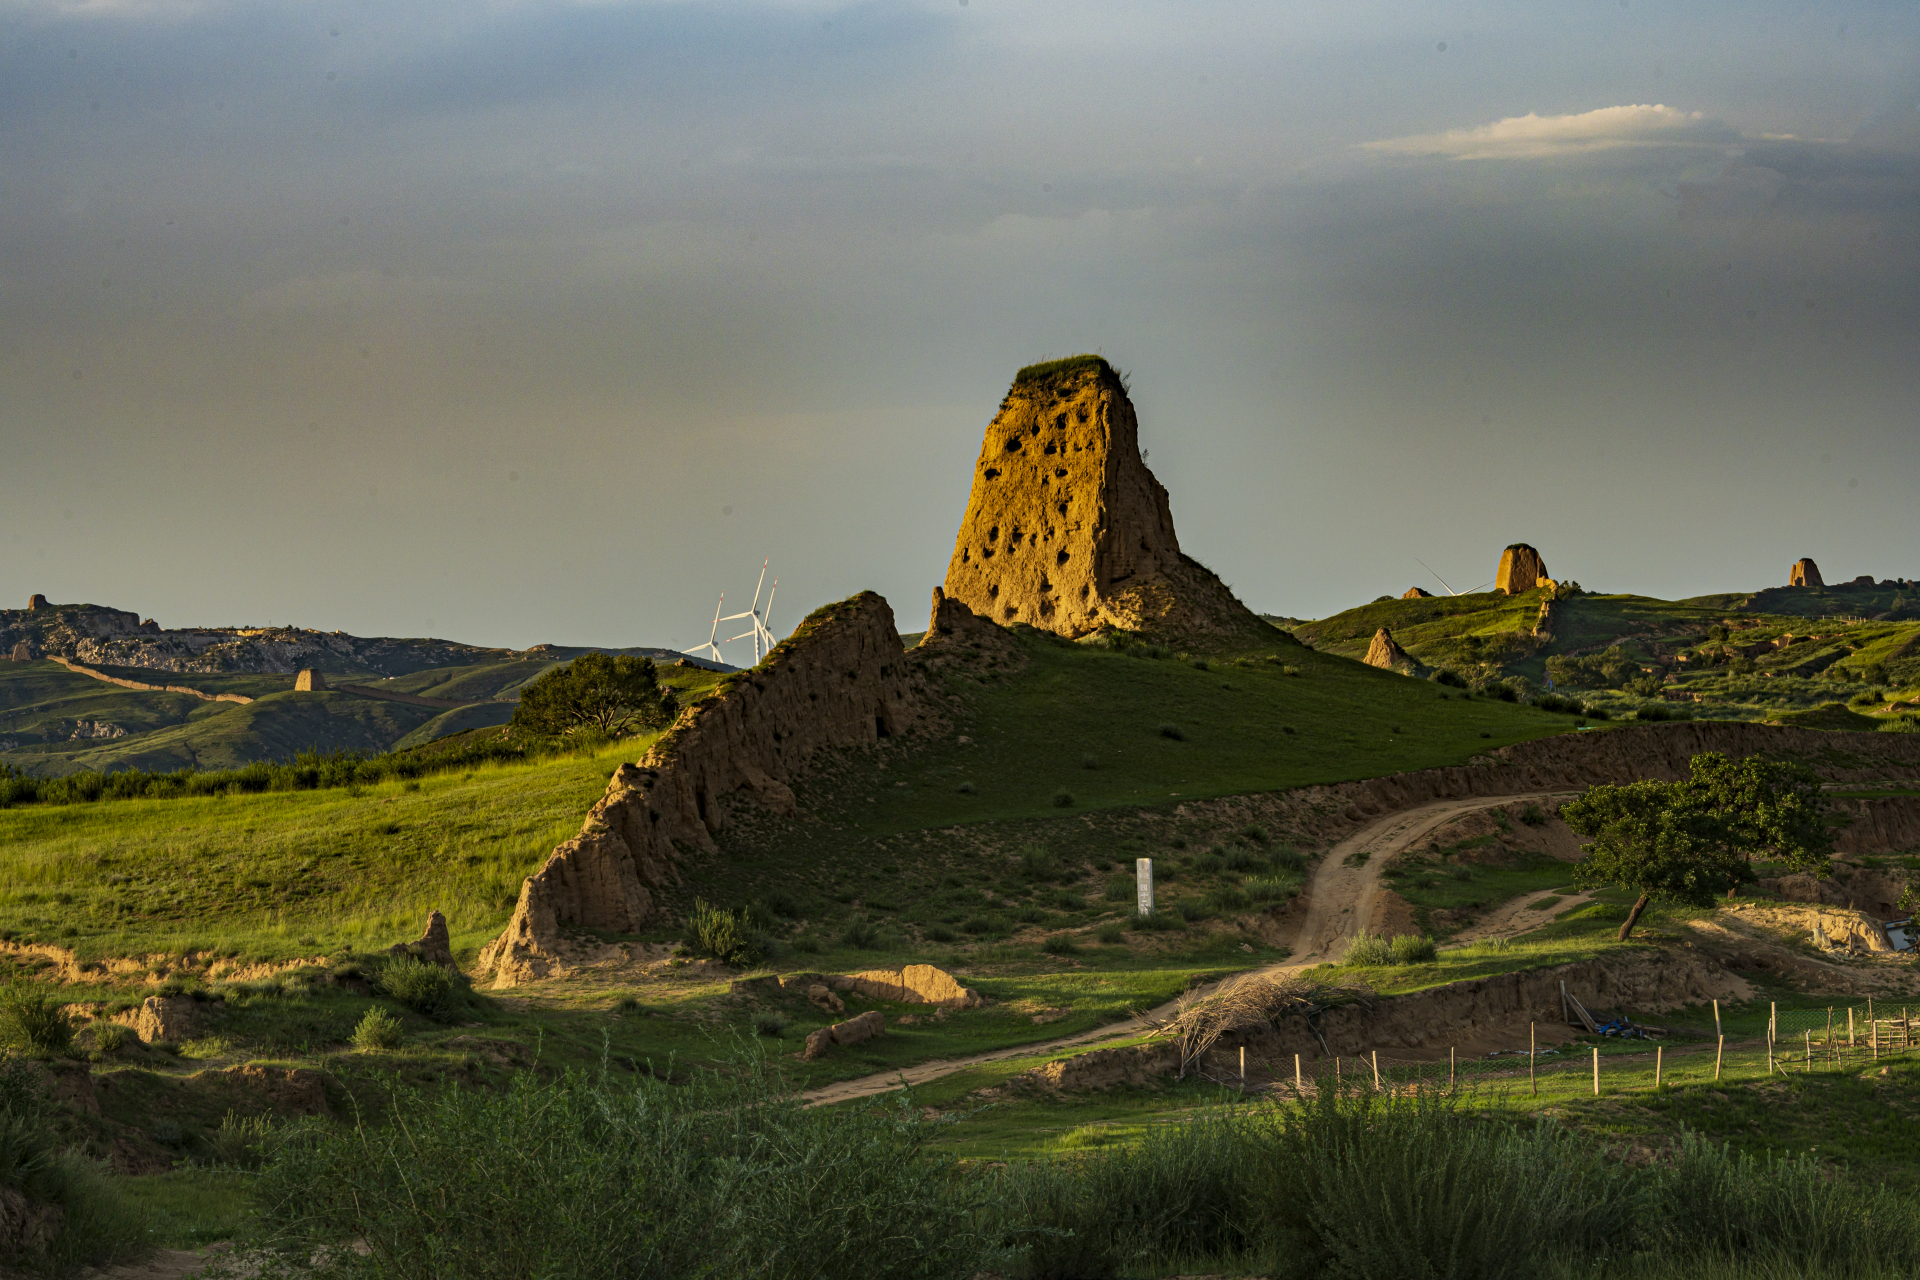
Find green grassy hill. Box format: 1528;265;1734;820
1294;586;1920;726
0;622;1579;965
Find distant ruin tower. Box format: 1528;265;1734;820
941;355;1261;640
9;642;32;662
1789;558;1824;588
293;668;328;692
26;594;47;611
1495;544;1549;595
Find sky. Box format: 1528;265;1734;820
3;0;1917;655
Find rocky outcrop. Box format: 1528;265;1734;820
1401;587;1432;599
782;964;983;1009
128;995;200;1044
940;356;1264;642
1831;796;1920;858
293;668;327;692
388;909;456;969
1364;628;1413;671
802;1010;886;1060
8;642;29;661
1790;558;1824;588
1495;544;1549;595
1533;597;1558;639
477;592;939;986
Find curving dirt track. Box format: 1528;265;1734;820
801;789;1572;1106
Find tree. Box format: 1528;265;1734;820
1564;780;1744;941
510;653;678;740
1565;752;1835;940
1681;752;1833;878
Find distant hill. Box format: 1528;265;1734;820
1291;581;1920;728
0;598;734;775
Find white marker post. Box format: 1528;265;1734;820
1136;858;1155;917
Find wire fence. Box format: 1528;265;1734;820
1197;1001;1920;1099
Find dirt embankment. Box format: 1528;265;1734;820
477;592;984;987
1015;950;1753;1094
1832;795;1920;855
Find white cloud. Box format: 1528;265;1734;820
1363;104;1731;161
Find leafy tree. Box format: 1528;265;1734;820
1681;752;1833;877
1565;753;1834;941
1564;781;1742;941
510;653;678;740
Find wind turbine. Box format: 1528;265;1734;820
720;559;779;664
687;594;727;664
1415;557;1492;597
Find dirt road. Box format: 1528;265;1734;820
800;789;1572;1105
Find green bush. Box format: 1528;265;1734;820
924;924;956;943
1205;884;1251;913
351;1007;403;1052
1243;876;1298;904
1040;937;1079;957
1341;931;1395;966
838;916;880;950
0;1059;150;1273
249;1057;1001;1280
210;1110;276;1170
1017;846;1059;880
1157;723;1186;741
0;982;73;1057
1050;789;1075;808
1388;934;1437;964
686;898;763;966
1103;875;1135;902
376;956;467;1022
1095;923;1125;945
752;1012;788;1039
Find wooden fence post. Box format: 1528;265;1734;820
1592;1047;1599;1096
1295;1053;1302;1093
1849;1007;1856;1048
1873;1018;1880;1061
1372;1050;1380;1089
1656;1045;1663;1088
1804;1029;1811;1070
1771;1001;1777;1041
1713;999;1721;1040
1530;1024;1537;1097
1715;1035;1724;1081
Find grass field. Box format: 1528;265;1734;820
0;736;653;959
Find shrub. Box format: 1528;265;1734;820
1157;723;1186;741
1194;852;1225;874
249;1057;1001;1280
0;982;74;1057
1095;924;1125;945
1174;901;1210;922
957;781;976;794
752;1012;788;1039
1015;906;1048;924
1243;876;1297;904
1049;890;1084;911
1128;911;1183;932
89;1022;132;1057
1389;934;1437;964
1223;847;1259;871
511;651;679;740
351;1007;403;1052
838;916;880;950
1040;936;1079;957
1520;802;1547;826
1205;884;1250;912
209;1110;275;1170
1103;875;1135;902
1430;667;1468;688
961;916;1002;936
1342;931;1395;966
1079;753;1100;770
759;889;802;918
686;898;763;967
0;1059;149;1272
1051;789;1074;807
1270;846;1307;873
924;925;956;943
1018;846;1059;880
614;996;643;1014
1241;824;1267;844
376;956;467;1022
